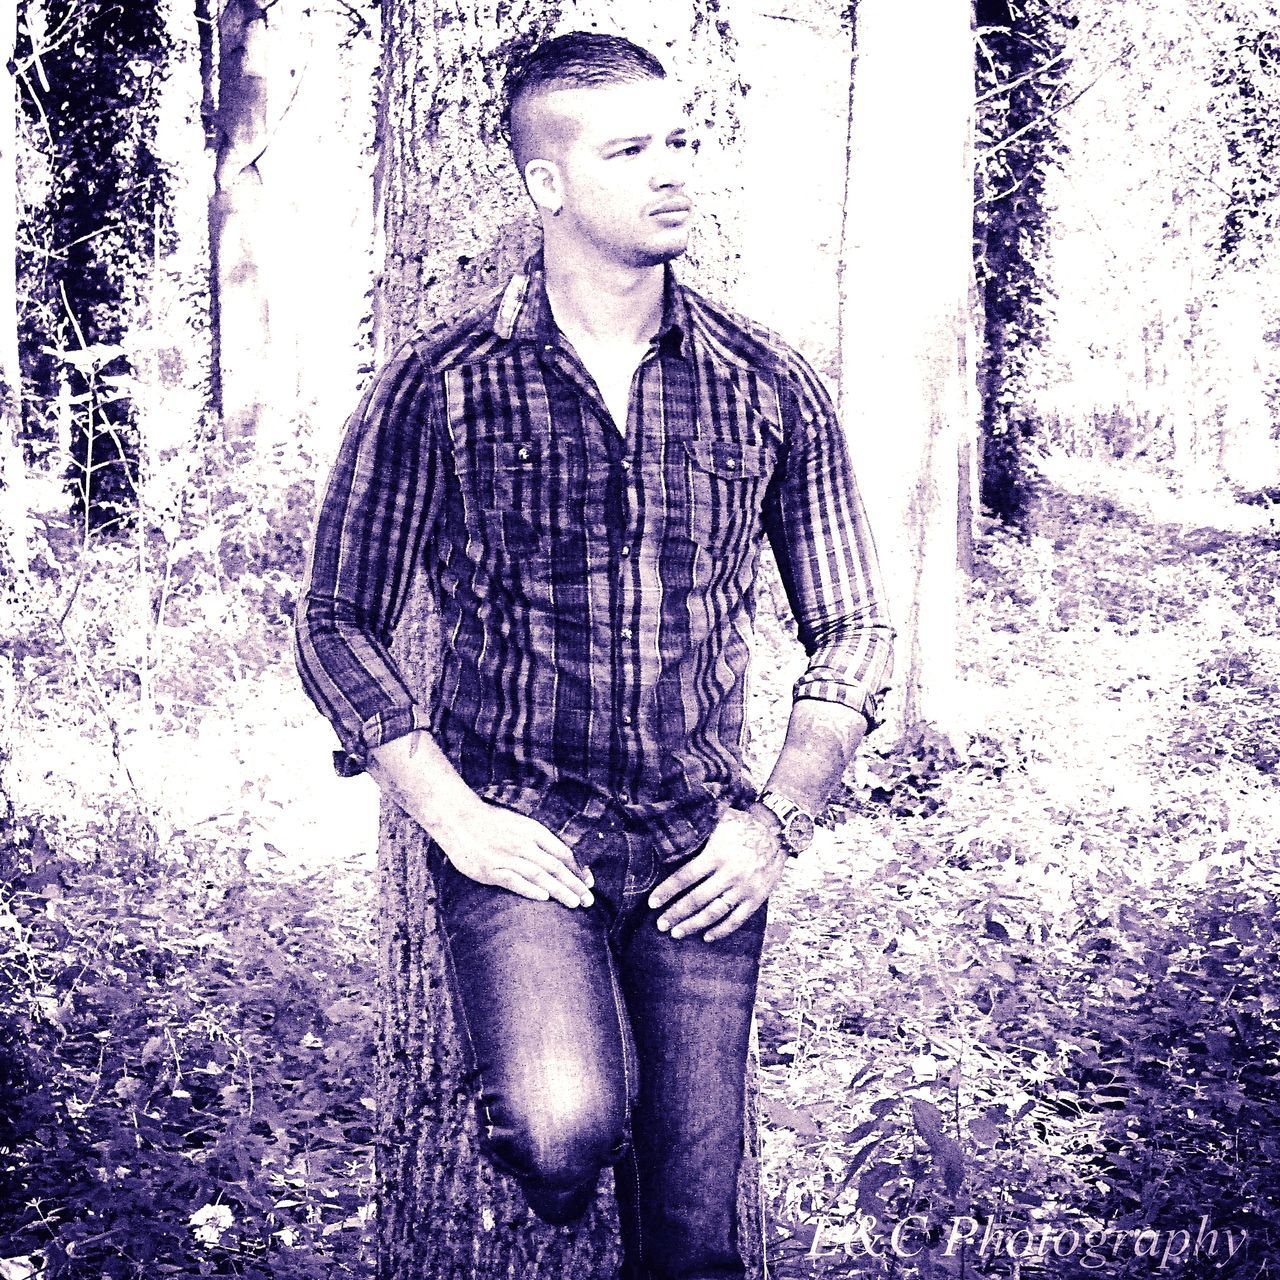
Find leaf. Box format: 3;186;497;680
763;1097;821;1137
324;997;371;1025
910;1098;967;1195
968;1116;1001;1145
857;1160;898;1215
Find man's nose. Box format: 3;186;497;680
651;146;692;190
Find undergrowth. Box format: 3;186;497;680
2;456;1278;1278
757;478;1280;1278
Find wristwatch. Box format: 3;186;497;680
755;789;816;857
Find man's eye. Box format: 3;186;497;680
617;145;643;157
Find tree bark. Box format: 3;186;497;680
209;0;273;441
372;4;755;1278
838;0;977;736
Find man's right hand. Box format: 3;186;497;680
369;730;593;908
440;802;594;908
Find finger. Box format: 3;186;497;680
510;855;592;908
648;849;718;912
703;897;759;943
667;884;745;939
527;826;595;890
528;823;585;871
660;873;742;936
519;841;594;903
495;869;552;902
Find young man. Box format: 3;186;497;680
295;30;893;1279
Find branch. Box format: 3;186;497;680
14;61;55;153
1166;138;1234;201
979;62;1114;160
976;46;1070;105
977;170;1033;206
331;0;375;37
975;33;1001;78
975;25;1053;53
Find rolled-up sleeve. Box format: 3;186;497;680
293;340;441;775
763;357;895;731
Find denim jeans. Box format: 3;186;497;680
430;798;768;1280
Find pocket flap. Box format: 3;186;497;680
684;438;771;478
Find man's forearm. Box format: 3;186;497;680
758;697;869;816
368;730;487;851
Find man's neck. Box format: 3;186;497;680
542;247;666;351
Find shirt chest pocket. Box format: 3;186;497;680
465;435;592;580
481;438;553;530
681;437;774;546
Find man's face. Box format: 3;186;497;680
527;77;696;269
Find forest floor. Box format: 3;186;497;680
2;453;1278;1279
756;456;1280;1279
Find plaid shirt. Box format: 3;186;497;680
294;254;893;859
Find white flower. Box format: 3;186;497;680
189;1203;234;1246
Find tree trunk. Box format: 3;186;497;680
372;4;757;1277
209;0;273;441
838;0;976;736
0;0;28;575
22;0;166;532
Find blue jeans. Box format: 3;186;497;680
431;800;767;1280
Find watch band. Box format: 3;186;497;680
756;789;816;857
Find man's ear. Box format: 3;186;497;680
523;158;563;218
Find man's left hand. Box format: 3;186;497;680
648;804;788;942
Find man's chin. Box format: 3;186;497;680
631;239;690;268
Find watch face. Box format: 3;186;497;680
786;811;815;853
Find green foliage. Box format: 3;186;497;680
1210;5;1280;265
1;382;346;1274
0;819;376;1279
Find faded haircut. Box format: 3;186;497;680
502;31;667;171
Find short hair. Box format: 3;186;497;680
502;31;667;171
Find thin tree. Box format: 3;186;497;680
973;0;1074;528
208;0;273;441
1;0;28;574
838;0;978;736
369;3;755;1276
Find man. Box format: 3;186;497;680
295;30;893;1280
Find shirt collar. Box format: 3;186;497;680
494;249;690;360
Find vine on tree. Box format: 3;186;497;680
973;0;1076;529
15;0;172;533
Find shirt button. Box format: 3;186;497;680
726;457;737;470
620;458;632;472
622;712;633;725
516;444;531;461
620;546;631;558
620;626;632;640
618;791;632;806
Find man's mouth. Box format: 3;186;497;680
649;199;692;217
